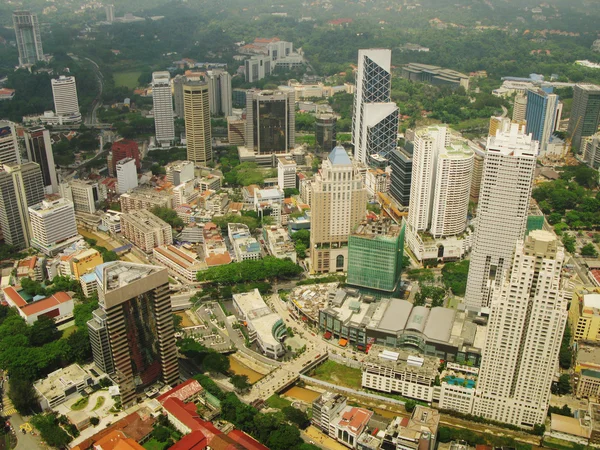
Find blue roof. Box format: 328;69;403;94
328;145;351;166
94;262;115;285
80;273;97;283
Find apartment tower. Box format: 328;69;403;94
568;84;600;151
0;121;22;165
310;146;367;273
151;72;175;146
13;11;43;67
525;87;559;153
464;123;538;310
88;262;179;407
24;126;57;194
473;230;567;427
183;81;212;165
351;49;399;165
51;76;81;123
207;70;232;117
29;197;79;256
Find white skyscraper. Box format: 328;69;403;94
13;11;44;67
51;76;82;124
473;230;567;427
29;197;79;256
152;71;175;146
351;49;399;165
0;121;22;165
116;157;138;194
207;70;232;117
464;123;538;310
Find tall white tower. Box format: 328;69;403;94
0;121;22;165
207;70;232;117
152;71;175;146
351;49;399;165
13;11;44;67
473;230;567;427
51;76;81;124
464;123;538;310
116;158;138;194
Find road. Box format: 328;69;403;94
84;57;104;126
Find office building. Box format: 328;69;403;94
583;134;600;169
165;160;194;186
232;289;286;359
401;62;469;90
105;4;115;23
34;364;94;411
183;81;212;165
245;55;273;83
473;231;567;427
569;84;600;151
315;114;337;154
347;218;405;293
207;70;232;117
87;262;179;407
24;127;57;193
277;156;297;190
0;121;22;165
352;49;399;164
464;123;538;310
172;75;185;119
116;158;138;194
51;76;82;124
13;11;44;67
245;90;295;155
513;93;527;122
120;209;173;253
0;162;45;249
110;139;140;175
389;146;413;206
59;179;105;215
232;88;247;109
569;288;600;342
227;116;246;145
152;72;175;146
525;87;559;153
310;146;367;273
119;187;172;213
29;197;79;256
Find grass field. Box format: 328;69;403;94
61;325;77;339
92;396;105;411
113;71;141;89
312;360;362;390
143;439;167;450
266;394;292;409
71;396;89;411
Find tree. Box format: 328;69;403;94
553;374;572;395
283;188;299;198
441;260;469;296
581;243;598;258
559;323;573;370
562;234;576;253
291;230;310;248
230;374;251;394
267;424;301;450
532;424;545;436
295;242;307;259
90;417;100;426
203;352;230;374
9;378;38;414
282;406;310;429
173;314;183;333
65;329;92;363
404;399;417;413
31;414;72;448
151;206;184;229
152;426;171;442
29;315;60;347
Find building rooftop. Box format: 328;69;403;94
95;262;164;294
550;414;591;439
3;286;73;316
34;364;89;401
232;289;271;320
364;345;439;377
329;145;352;166
157;379;204;404
121;209;171;233
29;197;73;215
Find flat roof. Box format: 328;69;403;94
551;414;591;439
34;364;88;399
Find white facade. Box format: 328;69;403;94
116;157;138;194
59;179;106;215
439;382;476;414
277;156;297;190
464;123;538;310
0;121;21;165
152;71;175;146
473;230;567;427
29;197;79;256
51;76;81;123
351;49;398;164
207;70;232;117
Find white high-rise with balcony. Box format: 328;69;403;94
51;76;81;124
152;71;175;146
473;230;567;427
464;123;538;310
351;49;399;165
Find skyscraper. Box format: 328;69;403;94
0;121;22;165
351;49;399;165
152;72;175;146
245;90;295;156
110;139;140;175
473;230;567;427
105;4;115;23
116;158;138;194
88;262;179;407
13;11;44;67
0;162;45;249
525;87;559;153
512;93;527;122
568;84;600;151
315;114;337;154
24;126;57;194
464;123;538;310
172;75;186;118
207;70;232;117
183;81;212;165
29;197;79;256
51;76;81;124
388;146;413;207
310;146;367;273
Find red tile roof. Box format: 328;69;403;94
227;430;269;450
158;379;203;404
163;398;221;442
169;431;208;450
3;286;26;307
205;252;231;267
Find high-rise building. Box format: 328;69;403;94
227;116;246;146
388;146;413;207
245;55;273;83
87;262;179;407
245;90;295;155
172;75;186;119
59;179;106;214
464;123;538;310
582;133;600;169
116;158;138;194
525;87;559;153
23;126;57;194
110;139;140;175
183;81;212;165
13;11;44;67
277;156;297;190
0;121;22;165
51;76;82;124
351;49;399;164
152;72;175;146
105;4;115;23
232;88;247;109
568;84;600;151
120;209;173;253
473;230;567;427
0;162;45;249
310;146;367;273
315;114;337;154
207;70;232;117
347;218;405;293
29;197;79;256
512;93;527;122
469;145;486;203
